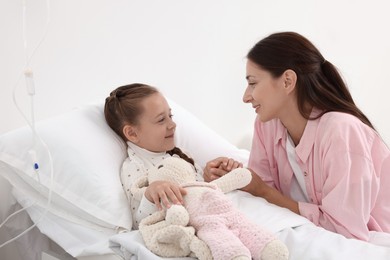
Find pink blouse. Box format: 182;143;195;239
248;108;390;240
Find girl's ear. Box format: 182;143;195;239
123;125;138;143
283;69;297;94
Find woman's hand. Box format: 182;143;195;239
203;157;243;182
144;181;187;210
240;169;270;197
242;169;300;214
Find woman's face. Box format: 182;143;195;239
131;92;176;152
243;60;288;122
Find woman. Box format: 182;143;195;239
204;31;390;241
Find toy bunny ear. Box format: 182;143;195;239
211;167;252;193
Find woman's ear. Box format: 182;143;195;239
123;125;138;143
283;69;297;94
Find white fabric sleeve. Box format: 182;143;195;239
134;194;158;229
121;157;149;229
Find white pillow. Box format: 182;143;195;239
0;104;132;230
0;99;249;234
169;98;250;168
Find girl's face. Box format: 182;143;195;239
243;60;289;122
130;92;176;152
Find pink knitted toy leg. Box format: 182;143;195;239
197;222;251;260
234;216;276;260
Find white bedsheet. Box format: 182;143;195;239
109;190;390;260
14;192;117;258
278;225;390;260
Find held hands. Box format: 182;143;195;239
144;181;187;210
203;157;243;182
204;160;300;214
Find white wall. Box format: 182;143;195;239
1;0;390;147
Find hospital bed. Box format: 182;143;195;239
1;100;390;260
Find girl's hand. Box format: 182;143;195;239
144;181;187;210
203;157;243;182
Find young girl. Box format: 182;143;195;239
104;83;240;229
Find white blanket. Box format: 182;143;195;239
109;190;390;260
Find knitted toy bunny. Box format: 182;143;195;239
137;157;289;260
138;203;213;259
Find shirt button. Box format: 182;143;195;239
304;172;308;177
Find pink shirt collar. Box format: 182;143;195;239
274;108;324;163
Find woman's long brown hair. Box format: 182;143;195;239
247;31;375;130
